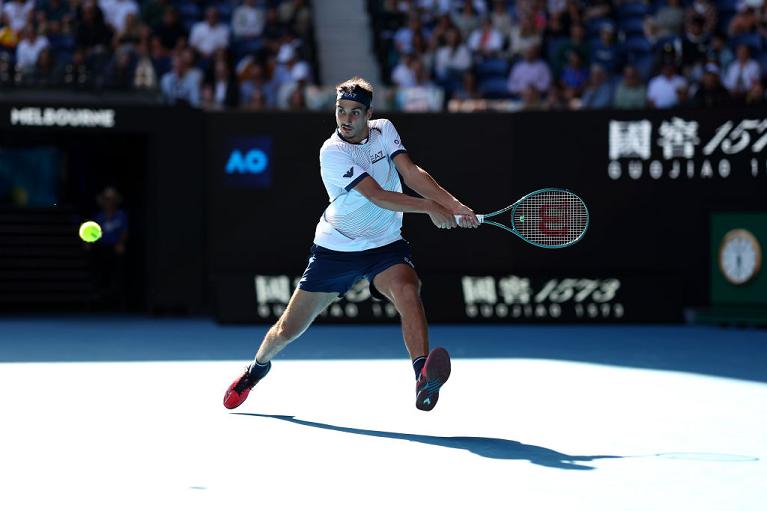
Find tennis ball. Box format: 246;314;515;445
79;221;102;243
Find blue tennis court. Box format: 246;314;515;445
1;318;764;511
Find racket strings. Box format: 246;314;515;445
512;191;588;247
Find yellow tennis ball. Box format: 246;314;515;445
79;221;102;243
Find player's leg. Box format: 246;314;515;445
371;263;428;360
223;288;337;409
372;263;451;411
255;288;339;363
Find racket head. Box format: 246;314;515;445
509;188;589;248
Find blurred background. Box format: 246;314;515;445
0;0;765;327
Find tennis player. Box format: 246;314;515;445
224;76;478;411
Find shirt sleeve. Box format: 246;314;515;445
379;118;407;160
320;146;369;192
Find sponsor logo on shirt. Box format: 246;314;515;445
370;150;385;164
343;167;354;178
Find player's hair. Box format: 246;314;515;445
336;77;374;109
336;77;373;96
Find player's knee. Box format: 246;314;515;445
391;280;421;302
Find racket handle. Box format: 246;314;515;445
454;214;484;223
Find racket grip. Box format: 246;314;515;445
454;214;484;223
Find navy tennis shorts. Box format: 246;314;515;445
298;239;416;300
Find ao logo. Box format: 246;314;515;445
226;149;268;174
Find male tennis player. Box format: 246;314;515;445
224;76;478;411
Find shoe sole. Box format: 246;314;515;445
416;347;451;411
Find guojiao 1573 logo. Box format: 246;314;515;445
223;136;272;188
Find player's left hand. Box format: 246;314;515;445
451;203;479;228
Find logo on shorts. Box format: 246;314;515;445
343;167;354;178
404;257;415;268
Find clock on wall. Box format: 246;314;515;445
718;228;762;285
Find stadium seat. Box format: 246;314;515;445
617;2;649;19
625;35;652;56
619;17;645;37
478;76;511;99
474;58;509;79
730;32;763;53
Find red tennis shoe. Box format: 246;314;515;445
223;363;271;409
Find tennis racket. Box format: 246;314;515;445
457;188;589;249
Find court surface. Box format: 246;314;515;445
0;317;765;511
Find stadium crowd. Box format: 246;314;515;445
1;0;766;111
371;0;767;110
0;0;316;110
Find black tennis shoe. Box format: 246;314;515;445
415;347;451;411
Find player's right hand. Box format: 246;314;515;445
427;201;458;229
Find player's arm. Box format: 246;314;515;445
353;175;458;229
393;152;478;227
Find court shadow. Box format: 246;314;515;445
233;413;621;470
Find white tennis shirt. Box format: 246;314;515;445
313;118;408;251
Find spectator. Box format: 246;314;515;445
16;24;49;73
59;48;90;88
76;2;113;55
509;14;542;59
112;12;142;50
467;16;503;58
40;0;74;35
646;0;685;40
140;0;166;31
560;49;588;99
237;57;275;107
647;62;687;108
553;23;589;78
133;39;157;90
154;6;186;53
232;0;266;40
691;62;732;107
744;79;766;106
451;70;482;100
489;0;513;38
102;0;138;34
91;186;129;310
434;27;471;83
392;52;417;87
189;7;230;59
591;23;623;75
451;0;481;39
202;57;239;109
21;47;56;86
681;16;709;70
581;63;614;108
728;4;758;37
708;32;735;72
279;0;312;38
244;88;268;110
613;65;647;109
287;83;307;110
160;52;202;107
103;46;134;89
507;44;551;96
520;85;543;110
686;0;717;37
273;43;311;108
723;43;761;96
3;0;34;33
0;14;20;53
393;13;426;56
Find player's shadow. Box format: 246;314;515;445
233;413;621;470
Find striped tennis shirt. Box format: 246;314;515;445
313;118;408;251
